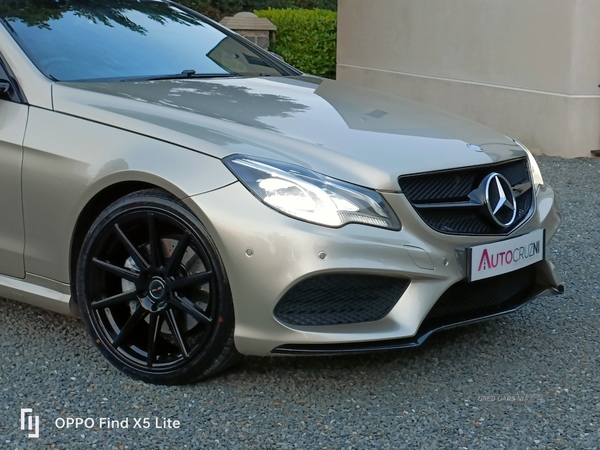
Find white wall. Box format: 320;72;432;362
337;0;600;157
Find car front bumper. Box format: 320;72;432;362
186;181;563;356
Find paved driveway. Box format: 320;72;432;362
1;156;598;449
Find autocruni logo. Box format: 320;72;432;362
20;408;40;438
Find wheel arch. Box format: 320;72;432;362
69;181;166;303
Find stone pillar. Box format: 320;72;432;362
337;0;600;158
220;12;277;51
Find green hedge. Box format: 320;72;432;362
176;1;337;20
255;8;337;79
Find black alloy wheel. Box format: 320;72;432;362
76;190;239;384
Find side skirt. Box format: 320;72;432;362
0;272;74;316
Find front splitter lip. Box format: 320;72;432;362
271;283;564;355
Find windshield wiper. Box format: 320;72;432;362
145;70;237;81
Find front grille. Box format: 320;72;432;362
274;274;410;326
398;158;533;235
424;264;537;323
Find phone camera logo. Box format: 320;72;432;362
20;408;40;438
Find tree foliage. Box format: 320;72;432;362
0;1;200;33
256;8;337;79
0;1;338;24
175;0;337;20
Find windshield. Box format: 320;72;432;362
0;0;292;81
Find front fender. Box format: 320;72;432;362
22;106;235;282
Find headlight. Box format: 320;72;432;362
512;138;544;187
224;156;401;230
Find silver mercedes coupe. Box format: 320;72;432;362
0;0;563;384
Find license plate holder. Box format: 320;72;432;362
467;229;545;282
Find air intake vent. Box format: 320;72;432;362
274;274;409;326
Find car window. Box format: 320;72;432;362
0;0;291;81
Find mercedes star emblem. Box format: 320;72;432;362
483;173;517;227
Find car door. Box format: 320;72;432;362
0;61;27;278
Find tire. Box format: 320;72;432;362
75;189;240;384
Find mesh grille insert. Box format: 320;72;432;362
398;158;534;235
425;265;537;322
274;274;410;326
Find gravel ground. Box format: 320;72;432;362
0;155;599;450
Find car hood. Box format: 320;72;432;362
52;76;526;191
